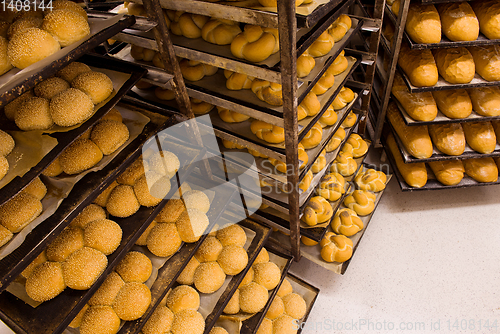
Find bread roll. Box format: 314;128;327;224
428;160;465;186
493;121;500;143
170;309;205;334
148;150;180;178
25;262;66;302
62;247;107;290
239;282;268;313
134;172;171;207
387;103;433;159
437;2;479;41
34;77;69;99
147;222;182;257
7;28;60;69
432;47;475;84
175;208;209;243
342;133;368;158
166;285;200;313
343;190;376;216
307;30;335;57
405;4;441;44
72;71;113;104
331;208;364;236
177;256;200;286
470;0;500;40
386;133;427;188
428;123;465;156
217;245;248;275
266;295;284;320
106;184;140;218
297;92;321;120
330;150;357;177
231;25;279;62
179;59;218;82
57;61;91;83
392;74;437;122
253;261;280;290
462;122;497;154
15;96;53;130
113;282;151;320
238;267;254;289
318;104;337;127
316;172;345;201
88;271;124;306
320;232;353;263
300;123;322;149
311;149;326;173
469;46;500;81
250;120;285;144
297;51;315;78
224;70;254;90
273;315;297;334
312;71;335;96
83;219;122;256
59;138;103;174
301;196;333;226
432;89;472;119
332;87;355;110
398;44;438;87
195;236;222;263
79;306;120;334
42;9;89;47
116;157;147;186
282;293;307;319
0;36;12;75
216;224;247;247
201;19;241;45
0;129;15;156
0;192;42;233
463;158;498;183
51;0;88;20
70;204;106;229
142;306;174;334
0;224;12;247
4;90;34;121
45;226;84;262
254;247;269;264
182;190;210;214
50;88;94;127
156;198;185;223
327;50;348;76
328;14;352;42
355;169;387;192
193;261;226;293
251;79;283;106
467;87;500;117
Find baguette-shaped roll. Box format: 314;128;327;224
307;30;335;57
326;50;348;76
231;25;279;63
463;158;498;183
328;14;351;42
470;0;500;40
387;103;433;159
312;71;335;95
432;48;475;84
331;87;355;110
468;46;500;81
432;89;472;119
428;123;465;156
398;44;438;87
492;121;500;144
297;51;315;78
467;87;500;117
392;73;437;122
386;133;427;188
428;160;465;186
405;4;441;44
462;122;497;154
437;2;479;42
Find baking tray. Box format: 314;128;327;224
388;122;500;164
384;135;500;192
393;97;500;126
0;15;135;109
271;163;392;274
116;172;240;334
0;125;208;334
383;3;500;50
0;54;148;207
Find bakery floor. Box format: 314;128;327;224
1;151;500;334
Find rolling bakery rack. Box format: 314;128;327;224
369;0;500;191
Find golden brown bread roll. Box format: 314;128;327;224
437;2;479;42
25;261;66;302
297;91;320;120
70;204;106;229
134;172;171;207
177;256;200;285
51;0;88;20
432;48;475;84
0;36;12;75
83;219;122;256
0;224;13;247
311;149;326;173
331;208;364;235
273;315;297;334
217;223;247;247
308;30;335;58
254;247;269;264
462;122;497;154
328;14;352;42
4;90;33;121
239;282;268;313
231;25;279;63
72;71;113;105
45;226;84;262
0;129;15;157
428;123;465;156
316;172;345;201
34;77;69;99
297;50;315;78
179;59;218;82
148;150;180;178
398;44;438;87
467;87;500;117
195;236;222;262
469;45;500;81
142;306;174;334
15;96;53;130
62;247;108;290
250;120;285;144
175;208;209;243
432;89;472;119
355;169;387;193
166;285;200;313
330;150;357;176
170;309;205;334
7;17;42;41
112;282;151;320
268;143;307;173
88;271;124;306
217;245;248;275
405;4;441;44
50;88;94;127
277;278;293;298
342;111;357;128
493;121;500;142
470;0;500;40
183;189;210;213
224;69;254;90
42;9;90;47
170;12;209;39
0;192;42;233
428;160;465;186
59;138;103;175
318;104;337;127
56;61;91;83
79;306;120;334
193;261;226;293
342;133;368;158
320;232;353;263
312;71;335;96
392;73;438;122
327;50;348;76
90;120;129;156
253;261;280;290
282;293;307;319
463;158;498;183
301;196;333;226
266;295;284;320
251;79;283;106
190;98;214;115
156;198;186;223
343;190;376;216
300;123;323;149
116;157;147;186
386;133;427;188
201;19;241;45
7;28;60;69
387;103;433;159
106;184;140;218
93;181;118;208
147;222;182;257
217;106;250;123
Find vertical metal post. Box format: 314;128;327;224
373;0;410;146
142;0;194;119
277;0;300;260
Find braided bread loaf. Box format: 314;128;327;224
250;120;285;144
301;196;333;226
224;69;255;90
330;150;357;176
222;139;245;150
268;143;308;173
169;12;209;39
217;106;250;123
341;133;368;158
179;59;218;81
320;232;353;263
355;169;387;192
316;172;345;202
331;208;364;236
251;79;283;106
343;190;376;216
190;98;214;115
231;25;279;63
201;19;241;45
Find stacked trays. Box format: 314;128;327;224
374;0;500;191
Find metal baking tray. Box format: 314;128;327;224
0;54;148;207
116;172;241;334
394;97;500;126
388;122;500;164
384;135;500;192
0;121;208;334
0;15;135;109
